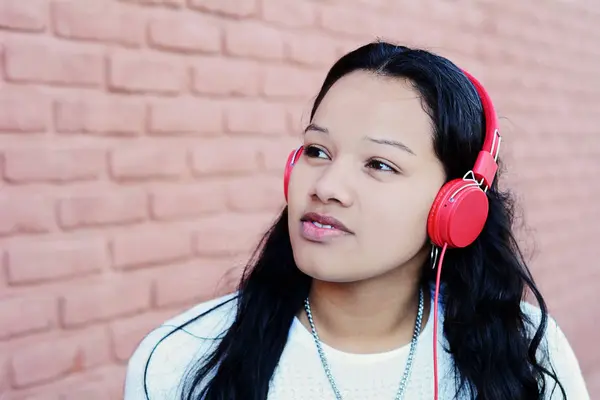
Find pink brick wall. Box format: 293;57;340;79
0;0;599;398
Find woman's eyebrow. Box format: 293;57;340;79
304;124;416;156
366;137;416;156
304;123;329;134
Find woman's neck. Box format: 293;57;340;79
297;263;431;354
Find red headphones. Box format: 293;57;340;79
283;69;501;250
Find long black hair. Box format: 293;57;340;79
146;41;566;400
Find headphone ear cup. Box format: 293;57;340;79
283;147;303;203
427;179;489;248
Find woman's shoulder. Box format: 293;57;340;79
519;300;573;353
519;300;590;399
123;291;239;399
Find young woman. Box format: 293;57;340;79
124;42;590;400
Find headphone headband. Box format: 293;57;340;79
461;69;501;190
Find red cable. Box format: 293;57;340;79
433;243;448;400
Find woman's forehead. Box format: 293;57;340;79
311;71;435;156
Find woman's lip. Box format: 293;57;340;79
300;212;352;233
300;221;351;242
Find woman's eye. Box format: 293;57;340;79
303;147;399;174
366;159;398;173
304;145;329;160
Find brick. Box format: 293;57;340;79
4;41;103;87
439;31;479;60
194;230;248;257
368;10;420;40
224;21;285;60
0;192;55;236
0;87;49;133
0;355;7;398
150;182;227;221
225;176;284;211
108;144;188;181
285;32;340;67
262;65;322;98
0;0;46;31
59;277;151;328
148;14;221;54
286;102;311;134
0;294;56;340
4;146;105;183
190;138;260;176
7;238;107;284
10;328;111;387
54;96;145;135
318;5;377;37
153;261;230;308
193;214;272;256
335;38;367;58
108;51;185;94
109;310;174;361
148;98;223;135
586;369;600;398
257;137;300;172
52;1;144;46
57;190;147;229
188;0;258;17
119;0;183;6
353;0;398;8
10;366;125;400
110;227;193;269
260;0;317;28
64;367;126;400
191;57;261;96
225;99;288;135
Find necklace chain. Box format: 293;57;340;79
303;288;424;400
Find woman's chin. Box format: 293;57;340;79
295;262;374;284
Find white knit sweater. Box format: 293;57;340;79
124;290;590;399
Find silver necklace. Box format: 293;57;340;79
303;288;424;400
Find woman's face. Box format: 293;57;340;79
287;71;447;282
